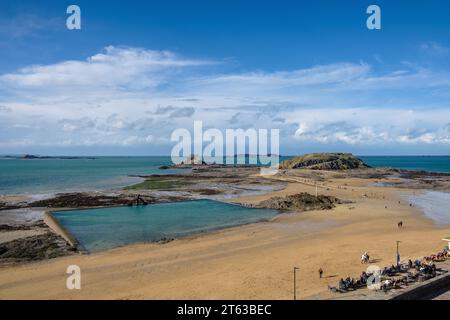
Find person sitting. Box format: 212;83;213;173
328;285;339;293
381;279;392;291
339;278;347;291
360;272;368;285
414;259;421;269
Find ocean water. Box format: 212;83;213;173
0;155;288;196
0;157;186;196
407;191;450;225
1;156;450;196
360;156;450;173
53;199;278;252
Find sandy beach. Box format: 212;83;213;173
1;169;449;300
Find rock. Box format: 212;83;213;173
159;165;170;169
0;232;76;263
0;224;32;231
22;154;40;159
195;189;223;195
29;193;156;208
279;153;369;170
157;237;175;244
257;192;341;211
0;221;47;231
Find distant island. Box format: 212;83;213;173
0;154;96;160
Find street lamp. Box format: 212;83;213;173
293;267;299;300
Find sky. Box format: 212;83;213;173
1;0;450;155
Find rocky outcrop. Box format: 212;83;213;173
279;153;369;170
0;221;47;231
29;193;157;208
0;232;76;263
257;192;341;211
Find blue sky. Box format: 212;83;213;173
1;0;450;155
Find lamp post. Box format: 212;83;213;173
293;267;299;300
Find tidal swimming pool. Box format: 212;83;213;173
52;199;278;252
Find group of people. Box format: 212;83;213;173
338;277;359;291
329;248;449;294
380;277;407;291
337;271;371;292
381;264;409;277
424;249;450;262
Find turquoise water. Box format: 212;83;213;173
0;157;186;195
1;156;450;196
360;156;450;173
0;155;287;196
53;199;278;252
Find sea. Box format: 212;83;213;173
0;155;449;196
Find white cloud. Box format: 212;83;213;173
289;108;450;146
1;46;450;153
0;46;212;92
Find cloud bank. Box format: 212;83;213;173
1;45;450;155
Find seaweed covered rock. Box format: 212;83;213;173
258;192;341;211
29;193;156;208
0;233;76;263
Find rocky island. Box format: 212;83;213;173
279;152;369;170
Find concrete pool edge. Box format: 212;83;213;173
44;210;80;248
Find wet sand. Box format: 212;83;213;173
0;171;449;299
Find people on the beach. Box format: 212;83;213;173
361;252;370;264
131;194;148;206
331;248;449;294
318;268;323;278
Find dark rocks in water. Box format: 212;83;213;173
157;237;175;244
159;165;170;169
29;193;157;208
0;233;76;263
257;192;341;211
20;154;96;160
280;153;369;170
22;154;40;159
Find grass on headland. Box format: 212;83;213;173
124;178;192;190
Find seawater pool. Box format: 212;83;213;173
52;199;278;252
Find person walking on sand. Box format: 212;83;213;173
319;268;323;278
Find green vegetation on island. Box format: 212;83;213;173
279;153;369;170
